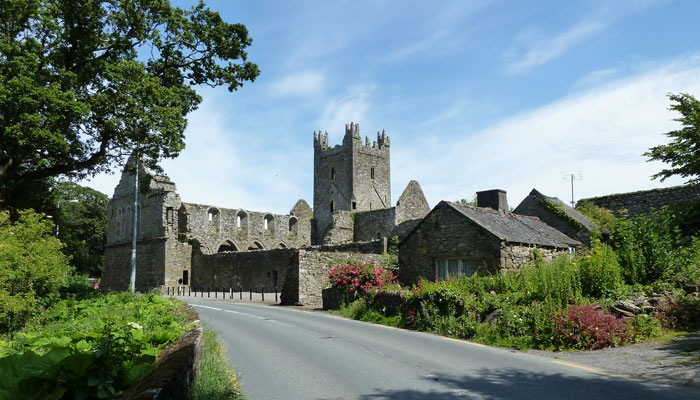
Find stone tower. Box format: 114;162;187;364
312;122;391;243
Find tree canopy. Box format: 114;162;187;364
0;0;259;207
52;181;109;277
644;93;700;184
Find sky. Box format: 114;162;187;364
83;0;700;214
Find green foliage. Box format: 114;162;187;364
577;243;625;299
612;208;683;285
0;209;72;333
576;201;618;233
536;197;583;230
189;330;244;400
456;195;477;207
0;293;190;399
0;0;259;207
52;182;109;276
644;93;700;184
379;236;399;269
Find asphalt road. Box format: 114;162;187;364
183;298;700;400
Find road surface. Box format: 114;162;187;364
183;298;700;399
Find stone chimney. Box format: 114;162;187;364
476;189;508;213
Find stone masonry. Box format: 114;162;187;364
577;184;700;217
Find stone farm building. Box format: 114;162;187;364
398;190;582;285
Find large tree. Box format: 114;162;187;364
644;93;700;184
0;0;259;206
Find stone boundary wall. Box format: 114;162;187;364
577;184;700;217
500;243;567;273
189;240;386;306
297;250;385;307
122;307;203;400
191;247;296;292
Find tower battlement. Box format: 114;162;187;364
312;122;392;244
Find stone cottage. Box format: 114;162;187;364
514;188;605;246
398;190;582;285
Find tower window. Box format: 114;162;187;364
330;200;335;212
331;167;336;180
352;201;357;210
371;167;375;180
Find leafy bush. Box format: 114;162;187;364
0;293;190;399
327;262;396;295
0;210;73;333
553;304;630;350
576;201;618;233
577;243;625;299
613;208;683;285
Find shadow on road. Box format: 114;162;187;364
357;367;697;400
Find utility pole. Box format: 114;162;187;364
563;173;582;207
130;150;139;293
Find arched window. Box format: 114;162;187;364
218;240;238;253
126;206;132;237
207;207;220;232
236;210;248;232
116;208;123;237
247;241;264;251
264;214;275;234
331;167;336;180
289;217;298;234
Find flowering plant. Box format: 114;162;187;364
328;262;397;295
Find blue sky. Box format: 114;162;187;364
84;0;700;214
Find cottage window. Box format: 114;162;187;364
434;259;471;280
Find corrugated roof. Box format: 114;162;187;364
447;201;582;248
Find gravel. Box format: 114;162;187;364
527;331;700;388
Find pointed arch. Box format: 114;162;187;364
217;240;238;253
247;240;264;251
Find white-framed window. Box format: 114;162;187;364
434;259;472;280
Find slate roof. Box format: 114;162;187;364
447;201;582;248
515;189;600;233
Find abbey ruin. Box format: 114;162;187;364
101;121;700;306
101;123;431;304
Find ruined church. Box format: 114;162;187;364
101;123;430;303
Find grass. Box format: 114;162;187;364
189;330;245;400
332;299;401;327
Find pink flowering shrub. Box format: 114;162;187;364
328;262;397;296
553;304;630;350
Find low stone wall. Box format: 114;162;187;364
121;307;203;400
297;250;384;307
500;243;568;272
578;184;700;217
189;240;386;306
191;247;296;292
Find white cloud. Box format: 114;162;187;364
394;55;700;208
505;21;604;74
317;84;374;134
269;71;325;97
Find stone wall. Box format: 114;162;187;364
189;240;385;306
102;239;166;292
190;247;296;292
499;243;568;272
179;201;311;254
578;184;700;217
313;122;391;244
297;249;384;307
399;205;502;285
354;207;396;242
